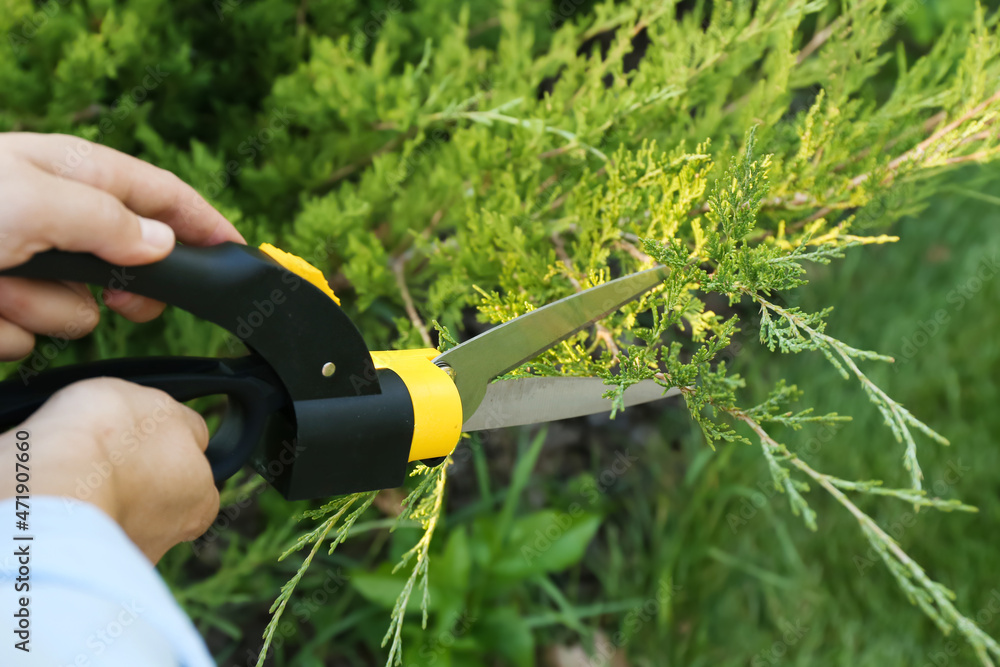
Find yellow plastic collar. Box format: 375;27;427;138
370;349;463;461
259;243;340;305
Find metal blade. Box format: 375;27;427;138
435;265;669;419
462;377;681;431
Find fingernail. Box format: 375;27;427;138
139;216;176;252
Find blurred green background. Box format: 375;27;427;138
3;0;1000;665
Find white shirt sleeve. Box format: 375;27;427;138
0;495;214;667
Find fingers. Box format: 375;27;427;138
0;164;178;269
0;133;245;352
36;378;210;448
0;276;164;356
173;462;220;546
103;289;167;323
175;402;211;453
22;378;220;562
112;383;217;557
114;380;211;451
0;276;99;361
0;276;99;337
0;318;34;360
2;132;245;247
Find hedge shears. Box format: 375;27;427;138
0;243;678;500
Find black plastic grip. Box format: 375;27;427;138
0;355;286;481
0;243;377;401
0;243;412;498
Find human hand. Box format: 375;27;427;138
0;131;245;360
0;378;220;563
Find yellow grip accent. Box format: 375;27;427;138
259;243;340;305
370;349;463;461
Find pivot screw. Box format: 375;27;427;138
322;362;336;377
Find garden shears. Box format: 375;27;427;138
0;243;679;500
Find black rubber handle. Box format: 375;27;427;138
0;355;287;481
0;243;413;500
0;243;377;406
0;243;382;488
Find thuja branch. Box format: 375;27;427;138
878;91;1000;184
730;409;999;666
789;92;1000;229
392;254;433;347
449;99;609;161
552;230;621;363
256;492;378;667
754;295;948;490
383;459;450;666
378;98;610;163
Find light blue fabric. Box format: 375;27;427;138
0;495;212;666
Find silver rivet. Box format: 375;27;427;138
441;364;457;380
322;362;336;377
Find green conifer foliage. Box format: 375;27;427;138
3;0;1000;664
